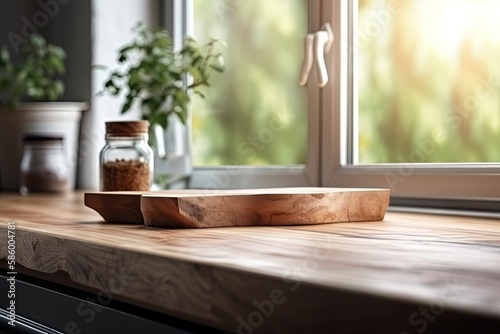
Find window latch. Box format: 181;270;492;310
299;23;334;88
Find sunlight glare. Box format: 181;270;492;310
415;0;500;60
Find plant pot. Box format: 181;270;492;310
0;102;87;192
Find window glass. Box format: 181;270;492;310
192;0;308;166
357;0;500;163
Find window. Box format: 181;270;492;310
357;0;500;164
323;0;500;210
165;0;500;211
192;0;308;167
164;0;321;189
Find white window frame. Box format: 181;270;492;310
163;0;322;189
164;0;500;211
321;0;500;211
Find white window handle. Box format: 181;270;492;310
299;34;315;87
300;23;334;88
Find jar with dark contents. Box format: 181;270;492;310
19;135;69;195
100;121;154;191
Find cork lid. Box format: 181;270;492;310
105;121;150;135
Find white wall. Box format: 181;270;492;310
79;0;160;189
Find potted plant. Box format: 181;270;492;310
100;23;225;188
0;34;87;191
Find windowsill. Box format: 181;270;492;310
389;205;500;220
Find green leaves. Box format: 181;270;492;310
0;34;66;106
100;22;226;129
210;55;225;72
0;47;10;65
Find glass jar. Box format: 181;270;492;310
100;121;154;191
19;135;69;195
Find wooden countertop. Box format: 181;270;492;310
1;192;500;333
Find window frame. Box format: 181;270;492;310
163;0;500;211
321;0;500;211
163;0;322;189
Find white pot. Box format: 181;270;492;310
0;102;87;191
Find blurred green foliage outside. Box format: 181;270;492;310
192;0;308;166
192;0;500;167
358;0;500;163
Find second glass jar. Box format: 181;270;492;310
100;121;154;191
20;134;69;195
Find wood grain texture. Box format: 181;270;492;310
87;187;390;228
1;192;500;333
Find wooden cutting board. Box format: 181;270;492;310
85;188;390;228
84;191;145;224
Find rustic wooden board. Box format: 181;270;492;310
141;187;390;228
85;188;390;227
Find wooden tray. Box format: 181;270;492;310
85;188;390;228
